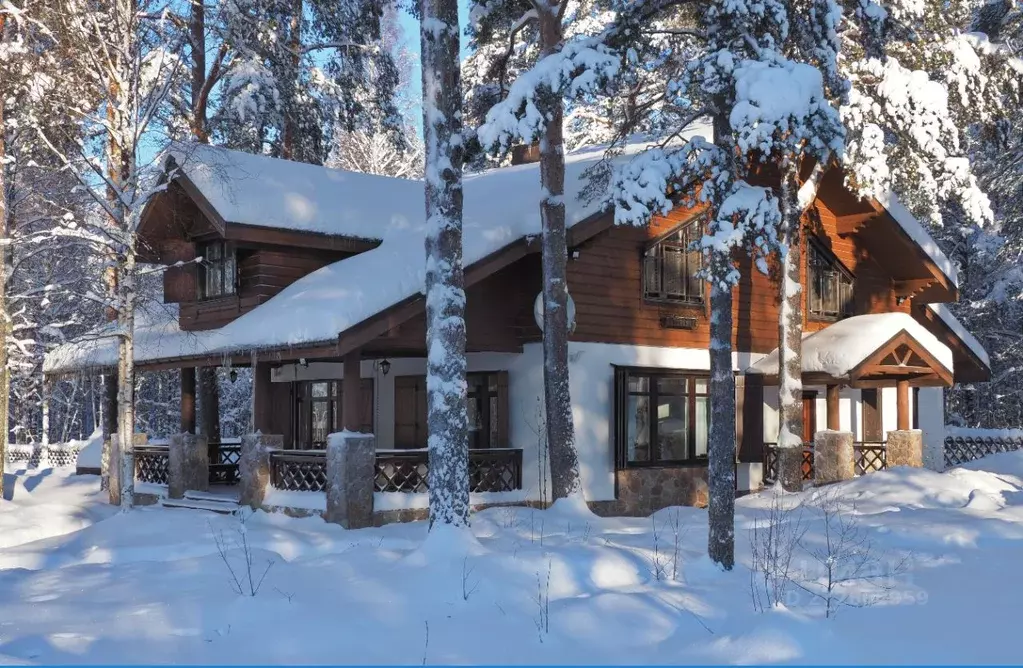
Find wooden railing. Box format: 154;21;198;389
854;442;887;475
763;441;888;485
6;444;81;468
944;434;1023;468
133;440;241;486
375;448;524;493
267;447;525;494
269;450;328;492
135;445;170;485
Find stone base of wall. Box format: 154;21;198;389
590;466;709;517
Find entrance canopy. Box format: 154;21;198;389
747;312;954;388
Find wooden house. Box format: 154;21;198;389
44;137;990;517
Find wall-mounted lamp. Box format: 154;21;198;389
895;295;908;306
229;369;238;383
299;358;309;368
380;359;391;376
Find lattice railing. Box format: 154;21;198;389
6;444;81;468
209;442;241;485
854;442;887;475
762;443;814;486
135;445;170;485
374;449;524;493
270;450;328;492
944;434;1023;468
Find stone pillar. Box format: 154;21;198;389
240;432;281;509
814;430;855;484
168;433;209;499
324;432;375;529
887;429;923;468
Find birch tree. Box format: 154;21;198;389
418;0;471;529
33;0;180;508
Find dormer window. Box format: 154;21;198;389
198;241;236;300
808;238;854;320
642;217;704;305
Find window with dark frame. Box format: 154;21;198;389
614;368;709;467
198;241;237;300
467;373;500;449
642;217;704;305
807;238;854;320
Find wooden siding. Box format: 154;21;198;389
566;201;907;354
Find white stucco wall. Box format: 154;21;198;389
268;342;949;506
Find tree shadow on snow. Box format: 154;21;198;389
21;469;54;493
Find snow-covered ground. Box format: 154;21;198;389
1;456;1023;664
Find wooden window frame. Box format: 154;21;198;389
197;241;237;301
642;216;706;306
807;237;855;322
393;372;509;450
294;379;373;449
613;366;710;469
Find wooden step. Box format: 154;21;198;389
161;497;240;515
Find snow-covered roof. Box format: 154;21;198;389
746;312;954;379
167;143;425;238
926;303;991;369
46;129;711;374
877;191;959;287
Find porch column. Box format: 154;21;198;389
198;366;221;442
252;362;273;434
342;351;361;432
896;378;910;431
181;367;196;434
826;384;841;431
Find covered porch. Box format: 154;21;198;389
742;312;955;486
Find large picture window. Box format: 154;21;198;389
808;239;854;320
642;218;704;305
198;241;236;300
614;368;709;467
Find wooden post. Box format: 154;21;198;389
198;366;221;442
896;379;910;431
253;362;273;433
180;367;196;434
826;384;840;431
342;351;361;432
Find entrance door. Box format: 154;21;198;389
801;391;817;443
801;391;817;479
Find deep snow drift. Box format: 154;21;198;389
1;455;1022;664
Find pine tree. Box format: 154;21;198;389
418;0;471;529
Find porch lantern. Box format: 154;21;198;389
229;368;238;383
379;359;391;376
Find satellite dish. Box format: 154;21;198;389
534;292;577;334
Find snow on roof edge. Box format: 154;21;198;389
876;191;959;288
926;303;991;369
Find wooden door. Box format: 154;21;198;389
394;375;427;449
801;391;817;443
861;388;882;442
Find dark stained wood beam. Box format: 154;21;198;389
835;212;877;236
897;378;910;430
893;278;936;299
342;351;362;432
826;384;841;431
181;366;197;434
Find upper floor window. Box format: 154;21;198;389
808;238;854;320
198;242;236;300
642;218;704;305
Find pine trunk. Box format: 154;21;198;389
537;3;581;502
420;0;470;529
281;0;303;160
189;0;209;142
707;251;736;568
776;161;804;492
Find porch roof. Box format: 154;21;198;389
746;312;955;387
